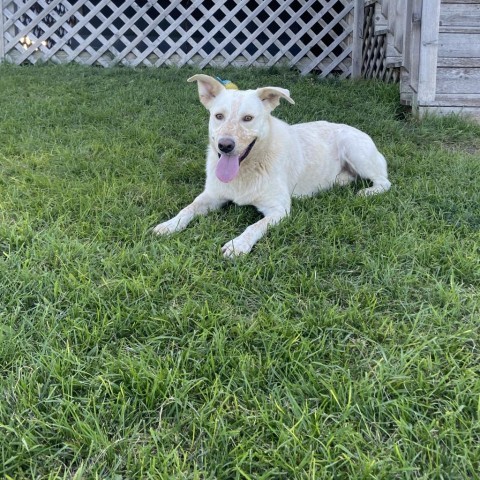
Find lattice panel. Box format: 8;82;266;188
361;2;399;82
1;0;355;76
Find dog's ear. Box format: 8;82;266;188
187;74;225;109
256;87;295;112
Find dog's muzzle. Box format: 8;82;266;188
216;138;257;162
215;138;257;183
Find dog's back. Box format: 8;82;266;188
289;121;390;196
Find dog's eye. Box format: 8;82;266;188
243;115;253;122
215;113;224;120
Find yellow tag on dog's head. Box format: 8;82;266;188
216;77;239;90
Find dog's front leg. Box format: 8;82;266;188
153;191;225;235
222;203;290;258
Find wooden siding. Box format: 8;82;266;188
431;0;480;120
438;32;480;58
440;1;480;26
366;0;480;121
436;68;480;95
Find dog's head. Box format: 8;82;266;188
188;74;295;183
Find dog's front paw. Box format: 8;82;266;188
221;237;253;258
153;218;183;235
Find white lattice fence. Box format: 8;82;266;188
1;0;357;76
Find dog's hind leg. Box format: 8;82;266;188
355;152;391;196
357;176;391;196
345;143;391;196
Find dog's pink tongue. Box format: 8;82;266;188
216;154;240;183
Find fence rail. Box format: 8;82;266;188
1;0;362;77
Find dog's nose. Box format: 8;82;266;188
218;138;235;154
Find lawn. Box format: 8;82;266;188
0;64;479;479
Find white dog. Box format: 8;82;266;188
154;74;391;257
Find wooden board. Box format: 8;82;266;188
417;0;441;104
418;105;480;122
440;3;480;27
441;0;480;4
438;57;480;67
438;32;480;57
436;67;480;94
431;93;480;106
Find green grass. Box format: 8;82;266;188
0;64;479;479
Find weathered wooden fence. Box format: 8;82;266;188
366;0;480;121
0;0;365;77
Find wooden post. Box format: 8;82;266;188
417;0;441;105
352;0;364;78
0;0;5;62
